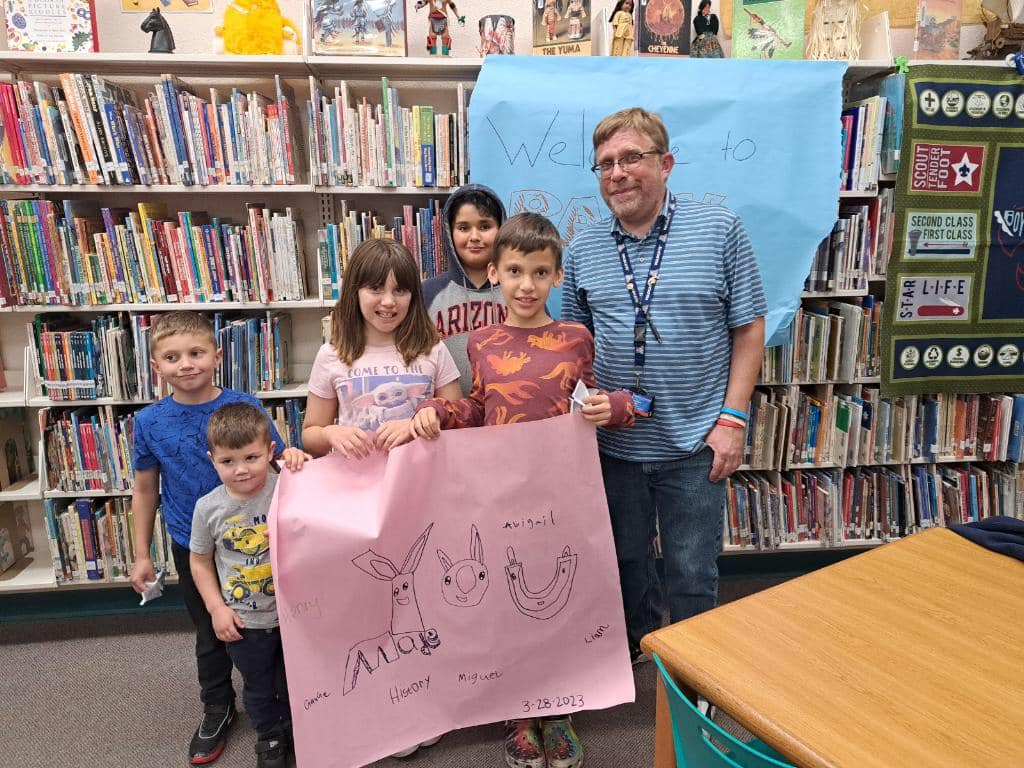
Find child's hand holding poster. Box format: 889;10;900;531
270;414;635;768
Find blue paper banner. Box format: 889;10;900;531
468;56;845;345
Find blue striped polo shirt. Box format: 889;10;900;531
562;194;767;462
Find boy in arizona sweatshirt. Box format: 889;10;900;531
423;184;508;394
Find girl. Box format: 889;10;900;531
302;238;462;462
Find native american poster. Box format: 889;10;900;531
730;0;804;59
532;0;592;54
881;64;1024;395
637;0;691;56
271;415;634;768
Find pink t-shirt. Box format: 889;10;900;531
307;341;460;430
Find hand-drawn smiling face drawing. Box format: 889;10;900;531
438;524;489;607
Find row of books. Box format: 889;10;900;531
0;74;300;188
307;77;467;189
804;189;895;292
724;462;1024;551
42;405;133;493
31;308;292;405
742;388;1024;471
213;312;292;395
317;198;448;294
0;199;307;308
265;398;305;452
42;497;177;584
841;94;888;194
761;297;883;385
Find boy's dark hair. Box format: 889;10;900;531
151;311;216;348
493;213;564;270
206;402;273;451
448;189;504;232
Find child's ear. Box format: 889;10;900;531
487;261;499;283
207;451;214;464
213;346;224;367
268;440;277;458
553;267;565;287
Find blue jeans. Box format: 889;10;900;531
224;627;291;740
600;449;725;648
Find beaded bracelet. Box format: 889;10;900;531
720;406;749;422
715;418;745;429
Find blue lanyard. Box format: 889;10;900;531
612;194;676;378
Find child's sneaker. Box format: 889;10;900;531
541;716;584;768
189;702;236;764
504;718;546;768
254;736;287;768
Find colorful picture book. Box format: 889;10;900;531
532;0;592;55
637;0;689;56
4;0;98;52
311;0;407;56
731;0;805;59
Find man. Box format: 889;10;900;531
562;107;766;659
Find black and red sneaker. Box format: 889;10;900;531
189;703;236;765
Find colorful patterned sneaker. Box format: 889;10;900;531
504;718;547;768
541;716;584;768
189;702;236;765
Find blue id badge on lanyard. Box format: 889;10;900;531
630;386;655;417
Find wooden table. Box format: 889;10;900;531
641;527;1024;768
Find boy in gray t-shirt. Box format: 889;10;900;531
190;402;307;768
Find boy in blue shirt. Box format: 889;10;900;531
129;311;304;765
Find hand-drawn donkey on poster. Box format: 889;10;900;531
343;524;440;694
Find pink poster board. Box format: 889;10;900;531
270;414;636;768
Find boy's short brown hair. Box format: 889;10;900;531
150;311;217;349
592;107;670;155
493;213;564;270
206;402;273;452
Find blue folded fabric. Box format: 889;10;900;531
950;516;1024;561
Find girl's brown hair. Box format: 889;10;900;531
330;238;439;366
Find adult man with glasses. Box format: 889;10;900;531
562;107;766;661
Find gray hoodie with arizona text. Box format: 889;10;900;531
422;184;507;395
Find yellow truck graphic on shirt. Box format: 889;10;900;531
221;517;270;557
225;563;275;602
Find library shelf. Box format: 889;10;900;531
721;538;884;556
43;489;133;499
0;475;40;502
0;51;310;78
0;389;26;407
0;184;316;195
839;188;880;199
317;186;460;195
255;384;310;400
305;55;481;80
28;395;156;407
9;299;327;313
0;554;57;592
800;288;869;298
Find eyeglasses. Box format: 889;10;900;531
590;150;663;178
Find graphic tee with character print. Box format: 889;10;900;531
307;341;460;430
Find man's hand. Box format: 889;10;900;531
706;422;745;482
322;425;374;459
280;447;312;470
581;394;612;427
211;604;245;643
410;408;442;440
129;555;156;594
376;419;413;451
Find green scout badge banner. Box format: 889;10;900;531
881;64;1024;395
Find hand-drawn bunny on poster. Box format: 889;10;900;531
343;524;440;695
